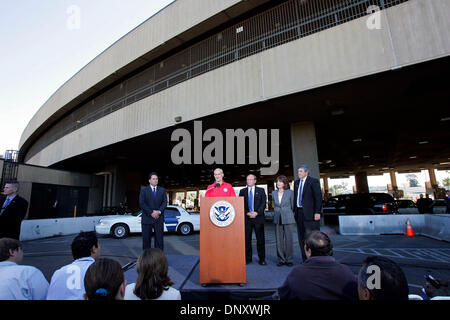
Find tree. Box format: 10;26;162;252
330;182;349;196
406;174;420;187
443;177;450;188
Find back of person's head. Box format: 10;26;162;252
134;248;174;299
71;231;99;260
0;238;22;262
84;258;125;300
358;256;409;300
304;231;333;257
426;277;449;298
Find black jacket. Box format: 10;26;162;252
139;186;168;225
278;256;358;300
293;176;323;221
239;186;267;224
0;195;29;239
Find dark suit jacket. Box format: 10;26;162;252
278;256;358;300
239;186;267;224
139;186;168;225
0;195;29;239
293;176;323;221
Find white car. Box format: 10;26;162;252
95;205;200;238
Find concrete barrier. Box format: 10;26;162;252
339;214;450;241
19;216;104;241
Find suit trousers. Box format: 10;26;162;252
275;223;295;264
296;207;320;261
245;220;265;262
142;219;164;251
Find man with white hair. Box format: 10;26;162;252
205;168;236;197
0;181;29;239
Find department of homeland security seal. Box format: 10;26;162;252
209;200;236;227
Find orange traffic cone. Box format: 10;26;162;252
406;219;415;237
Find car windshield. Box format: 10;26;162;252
131;210;142;216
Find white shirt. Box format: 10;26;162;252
297;177;307;208
0;261;49;300
46;257;95;300
124;283;181;300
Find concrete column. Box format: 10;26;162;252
355;172;369;193
267;182;275;210
290;122;320;180
389;171;398;189
428;168;437;187
322;176;329;194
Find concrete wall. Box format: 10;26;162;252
25;0;450;167
19;216;103;241
339;214;450;241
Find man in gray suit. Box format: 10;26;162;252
293;165;323;262
272;175;296;266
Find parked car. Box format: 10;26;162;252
432;199;448;214
95;205;200;238
322;193;398;215
395;199;419;214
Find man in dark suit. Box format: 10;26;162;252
0;181;29;239
239;174;267;265
293;165;323;262
139;172;167;251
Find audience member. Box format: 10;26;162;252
84;258;126;300
46;231;101;300
124;248;181;300
278;231;358;300
0;238;49;299
422;275;449;300
358;255;409;300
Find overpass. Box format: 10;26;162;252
18;0;450;212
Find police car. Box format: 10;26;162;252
95;205;200;238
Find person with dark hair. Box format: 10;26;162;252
272;175;296;267
239;174;267;265
125;248;181;300
46;231;101;300
139;172;168;250
278;231;358;300
358;255;409;300
293;165;323;262
0;181;29;239
0;238;49;299
84;258;126;300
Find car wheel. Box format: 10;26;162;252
178;223;193;235
112;224;129;239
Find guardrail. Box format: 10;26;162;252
339;214;450;241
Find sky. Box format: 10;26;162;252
0;0;175;156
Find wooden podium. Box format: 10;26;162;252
200;196;246;285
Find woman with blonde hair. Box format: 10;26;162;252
125;248;181;300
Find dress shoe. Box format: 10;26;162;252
277;262;285;266
286;262;293;267
258;260;267;266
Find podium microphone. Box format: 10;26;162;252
205;183;220;194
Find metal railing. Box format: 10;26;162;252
27;0;409;160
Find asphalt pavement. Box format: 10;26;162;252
21;222;450;296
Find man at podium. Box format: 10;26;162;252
205;168;236;197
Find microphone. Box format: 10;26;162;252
206;183;221;194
